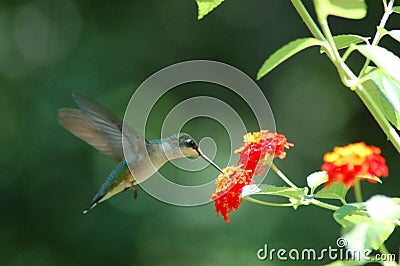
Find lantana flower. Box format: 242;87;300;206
211;130;293;223
321;142;388;187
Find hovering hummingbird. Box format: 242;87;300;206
58;92;223;214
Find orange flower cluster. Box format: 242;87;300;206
211;130;293;223
322;142;388;187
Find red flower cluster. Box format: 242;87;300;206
212;130;293;223
321;142;388;187
236;131;292;176
211;166;252;223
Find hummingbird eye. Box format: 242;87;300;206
186;139;197;148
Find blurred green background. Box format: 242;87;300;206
1;0;400;265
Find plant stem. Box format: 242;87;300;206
347;1;400;153
245;196;341;212
353;179;363;203
379;243;390;255
271;163;298;188
290;0;325;41
244;196;295;207
354;88;400;152
377;243;398;266
269;164;341;211
376;242;399;265
309;199;340;211
373;0;393;45
291;0;400;153
359;0;394;76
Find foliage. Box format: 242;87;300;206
195;0;224;20
198;0;400;265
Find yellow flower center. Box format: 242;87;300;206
323;142;380;166
243;130;270;144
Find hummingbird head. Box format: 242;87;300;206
177;133;201;157
175;133;223;173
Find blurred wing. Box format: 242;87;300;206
58;92;146;162
72;92;123;131
58;108;124;161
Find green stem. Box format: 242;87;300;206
359;0;394;76
315;15;339;60
353;179;363;203
269;164;340;211
271;163;298;188
313;2;356;86
291;0;400;153
377;243;398;266
381;0;387;10
309;199;340;211
372;0;393;45
354;88;400;153
290;0;325;41
291;0;337;63
244;196;295;207
379;243;390;255
347;1;400;153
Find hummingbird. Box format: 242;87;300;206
58;92;223;214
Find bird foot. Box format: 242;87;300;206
132;185;138;199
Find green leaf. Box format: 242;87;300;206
363;69;400;129
320;34;367;54
195;0;224;20
336;203;397;252
393;6;400;14
334;212;369;228
354;44;400;83
334;203;365;220
257;38;323;80
254;185;308;200
306;171;328;194
343;219;395;251
386;30;400;43
314;0;367;20
367;221;395;250
315;182;349;203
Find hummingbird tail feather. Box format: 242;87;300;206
82;195;103;214
82;161;131;214
83;204;96;214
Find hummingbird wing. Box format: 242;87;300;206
58;92;147;162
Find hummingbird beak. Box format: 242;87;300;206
195;148;224;174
